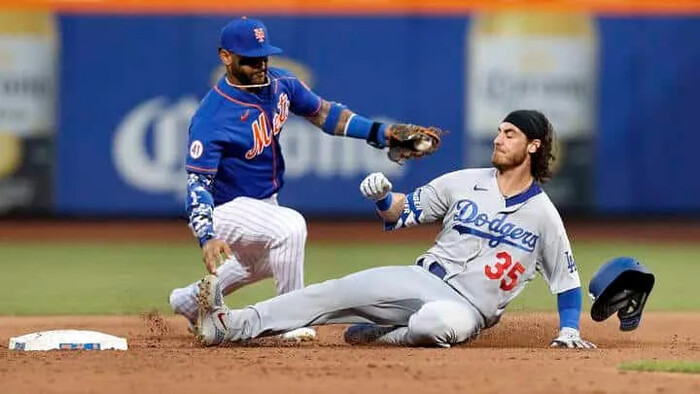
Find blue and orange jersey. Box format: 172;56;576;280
186;67;322;206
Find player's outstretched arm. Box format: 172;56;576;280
306;100;442;164
550;287;596;349
186;172;232;274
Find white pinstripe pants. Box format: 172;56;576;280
169;194;307;322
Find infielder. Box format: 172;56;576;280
168;17;441;339
194;109;595;349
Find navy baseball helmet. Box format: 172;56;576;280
220;17;282;57
588;257;655;331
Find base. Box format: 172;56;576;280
9;330;128;351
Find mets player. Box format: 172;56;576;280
193;109;596;349
168;17;440;340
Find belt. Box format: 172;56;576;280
416;257;446;280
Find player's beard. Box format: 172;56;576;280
491;147;528;172
228;66;269;89
229;65;254;86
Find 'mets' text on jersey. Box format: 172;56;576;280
389;168;581;326
186;67;321;205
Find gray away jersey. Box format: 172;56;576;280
390;168;581;327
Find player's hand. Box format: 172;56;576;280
360;172;392;201
202;238;232;274
550;327;597;349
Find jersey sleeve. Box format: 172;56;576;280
287;75;322;117
418;173;455;222
384;173;453;231
536;212;582;294
185;118;224;174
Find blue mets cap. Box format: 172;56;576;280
220;17;282;57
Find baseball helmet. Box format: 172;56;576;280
588;256;655;331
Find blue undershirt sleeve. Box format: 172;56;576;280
557;287;582;330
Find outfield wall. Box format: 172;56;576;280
0;2;698;217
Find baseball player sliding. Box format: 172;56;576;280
168;17;441;340
193;109;596;349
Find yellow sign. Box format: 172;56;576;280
0;133;22;178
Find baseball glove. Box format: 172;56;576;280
386;124;443;165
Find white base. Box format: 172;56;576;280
9;330;128;351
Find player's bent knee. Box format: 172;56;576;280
288;210;307;238
407;300;481;347
278;209;307;242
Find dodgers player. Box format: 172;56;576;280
194;109;596;348
168;17;439;339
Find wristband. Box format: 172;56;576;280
322;102;346;135
344;114;387;148
198;233;215;248
375;193;393;211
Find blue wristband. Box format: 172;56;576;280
198;233;215;248
369;122;387;148
375;193;393;211
346;115;387;148
322;102;346;135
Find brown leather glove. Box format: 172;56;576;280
386;124;443;165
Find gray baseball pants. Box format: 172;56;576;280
221;265;484;347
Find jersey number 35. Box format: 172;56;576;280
484;251;525;291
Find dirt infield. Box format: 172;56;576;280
1;313;698;394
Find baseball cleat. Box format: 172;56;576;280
278;327;317;342
196;274;224;313
343;323;404;346
195;274;229;346
197;306;231;346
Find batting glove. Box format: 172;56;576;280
550;327;597;349
360;172;392;202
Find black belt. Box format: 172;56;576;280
416;257;447;280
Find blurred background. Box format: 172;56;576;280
0;1;698;315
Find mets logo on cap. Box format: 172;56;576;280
253;28;265;43
220;17;282;57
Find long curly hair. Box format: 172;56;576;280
530;115;556;184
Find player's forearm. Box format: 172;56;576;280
186;172;217;247
376;192;406;223
306;101;350;135
557;287;582;330
380;192;427;231
306;100;389;148
551;286;595;348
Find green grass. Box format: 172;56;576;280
0;240;698;315
619;360;700;374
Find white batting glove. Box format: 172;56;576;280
360;172;393;202
550;327;597;349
